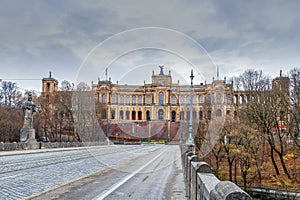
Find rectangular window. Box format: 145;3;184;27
217;94;221;104
102;94;106;103
112;94;116;104
138;95;142;105
199;95;204;104
207;94;211;104
226;94;231;104
180;96;184;104
193;95;197;104
132;95;136;105
146;95;151;104
126;95;130;105
172;96;176;104
186;95;191;104
120;95;124;104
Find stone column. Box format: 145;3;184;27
152;90;155;105
167;89;171;105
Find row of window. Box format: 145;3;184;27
99;93;233;105
104;109;230;122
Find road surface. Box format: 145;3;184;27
0;145;186;200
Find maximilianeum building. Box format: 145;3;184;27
90;66;236;142
42;66;289;142
93;66;234;123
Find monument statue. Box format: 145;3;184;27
22;93;38;129
20;93;39;147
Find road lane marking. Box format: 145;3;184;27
0;173;22;180
94;148;167;200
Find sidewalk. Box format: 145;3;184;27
0;145;108;156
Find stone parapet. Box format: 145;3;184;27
180;144;252;200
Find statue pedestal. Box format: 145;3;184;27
20;128;39;149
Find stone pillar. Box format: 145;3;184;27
167;89;171;105
152;90;155;105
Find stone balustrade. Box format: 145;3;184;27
181;144;252;200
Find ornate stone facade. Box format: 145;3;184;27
92;67;234;123
41;67;289;141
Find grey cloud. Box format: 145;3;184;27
1;0;300;91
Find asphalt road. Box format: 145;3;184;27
0;145;186;200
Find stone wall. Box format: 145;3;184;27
0;141;107;151
181;144;252;200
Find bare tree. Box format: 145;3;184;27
60;80;74;91
236;69;291;179
0;81;22;108
289;68;300;148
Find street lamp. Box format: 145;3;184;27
106;107;109;143
105;88;110;144
186;69;194;144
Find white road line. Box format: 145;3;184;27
0;173;22;180
94;148;167;200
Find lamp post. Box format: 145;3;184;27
105;89;110;144
106;104;109;143
186;69;194;144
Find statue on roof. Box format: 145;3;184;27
159;65;164;75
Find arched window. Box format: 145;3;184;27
46;82;50;92
158;109;164;120
180;111;184;120
120;110;124;120
207;110;211;120
132;111;136;120
102;94;106;103
171;111;176;122
126;110;130;120
234;110;238;118
138;111;142;120
159;92;164;105
146;110;151;121
111;110;115;119
226;110;230;115
199;111;203;120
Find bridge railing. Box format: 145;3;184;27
181;144;252;200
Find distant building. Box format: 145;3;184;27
41;67;289;142
92;66;235;123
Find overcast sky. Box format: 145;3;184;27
1;0;300;92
